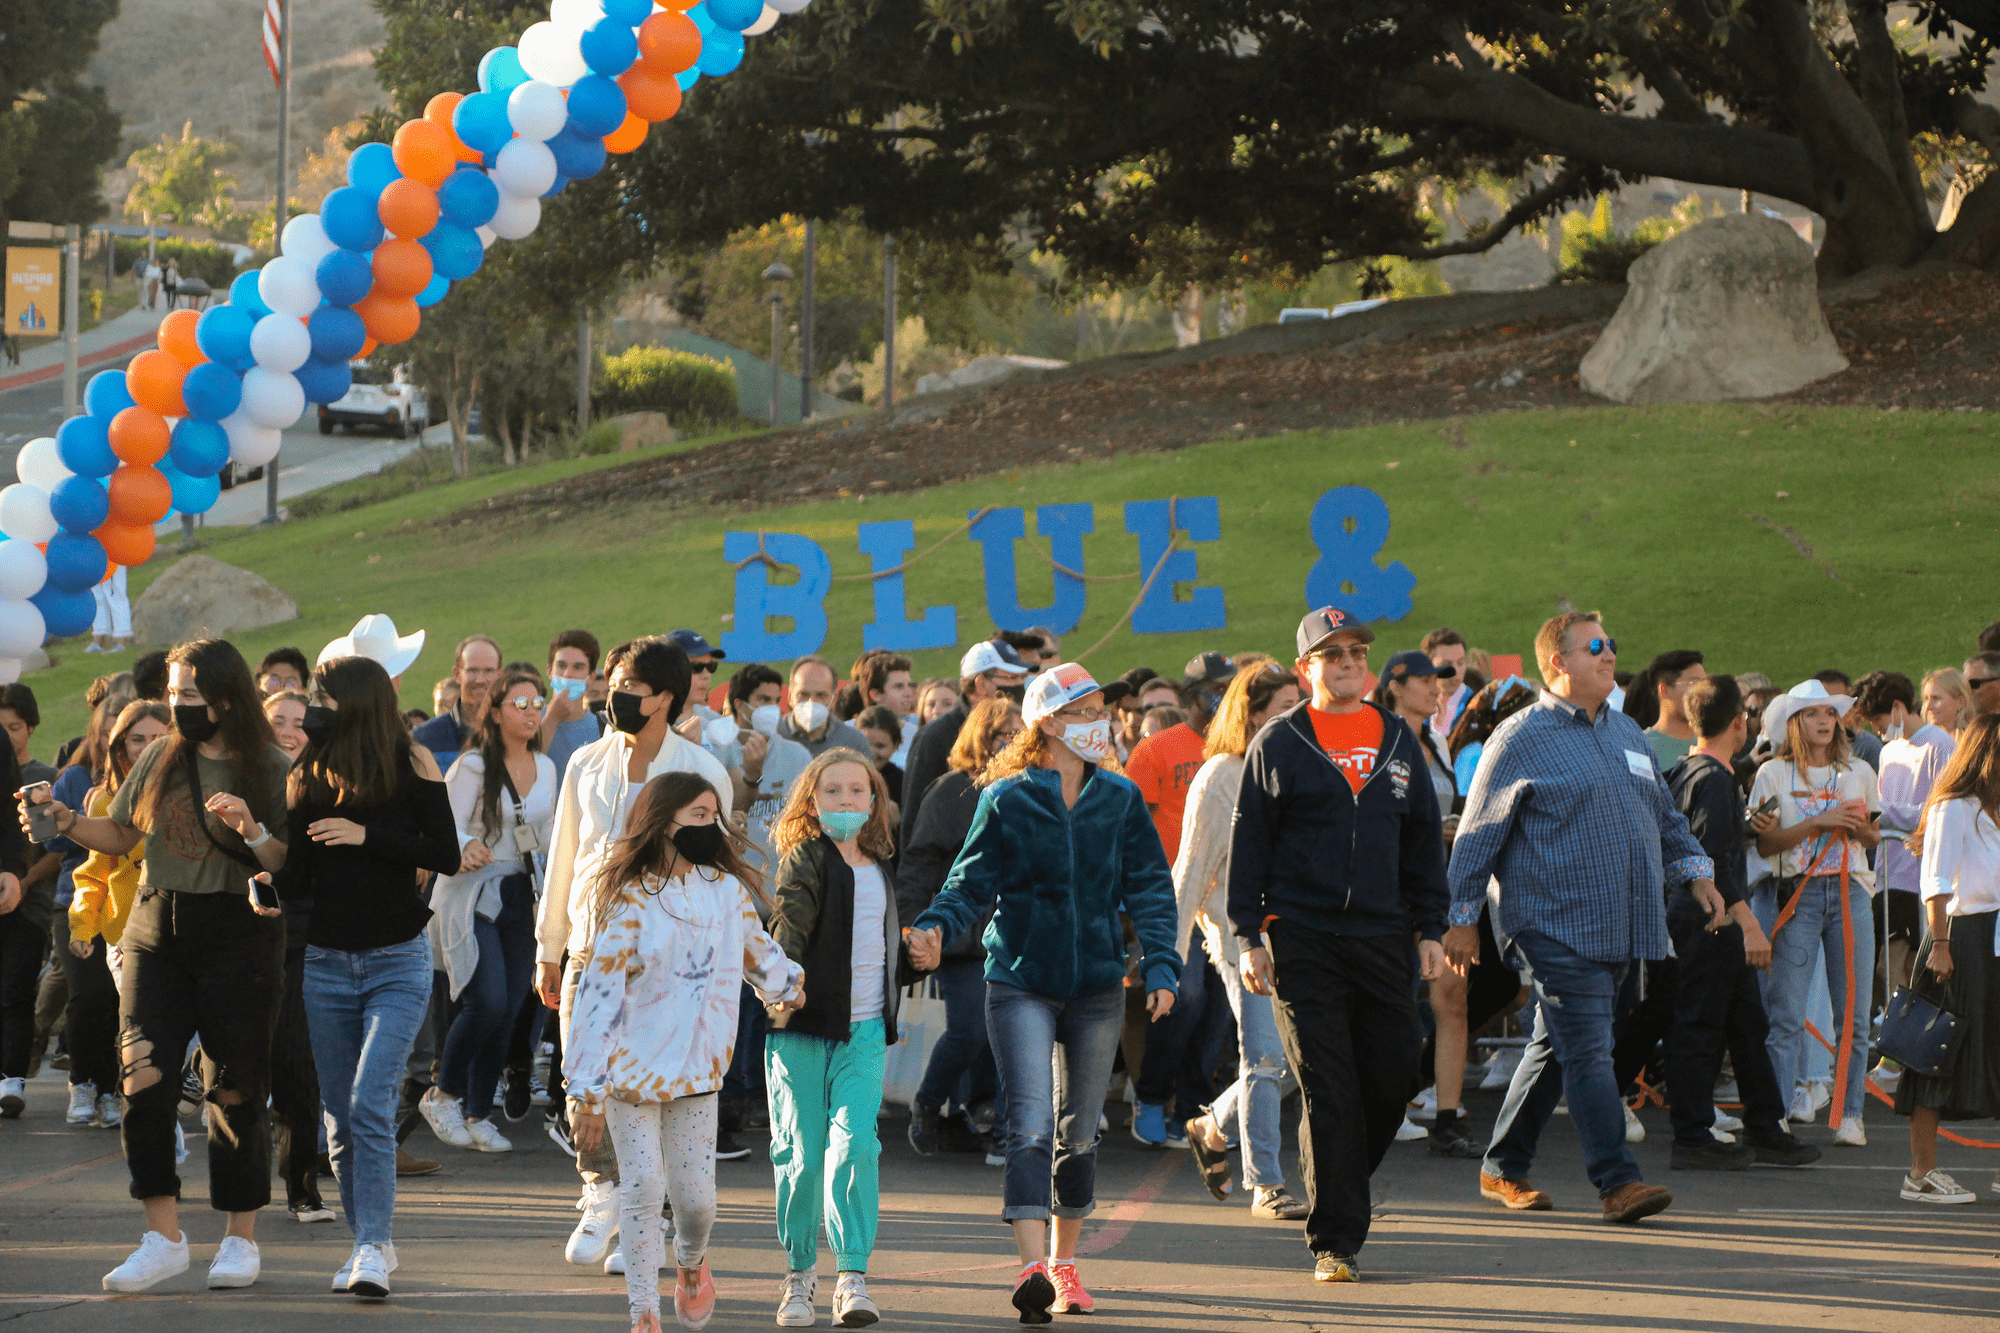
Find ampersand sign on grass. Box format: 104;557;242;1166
1303;485;1416;625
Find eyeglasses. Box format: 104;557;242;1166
1058;706;1109;722
501;696;548;712
1579;637;1617;657
1309;644;1370;664
1038;649;1060;661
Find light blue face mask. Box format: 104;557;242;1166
819;809;870;842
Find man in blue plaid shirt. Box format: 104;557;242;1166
1443;611;1726;1225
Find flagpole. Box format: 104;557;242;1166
264;0;289;525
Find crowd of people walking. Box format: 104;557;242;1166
4;609;1999;1328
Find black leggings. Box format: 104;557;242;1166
54;914;119;1092
0;913;49;1079
270;945;324;1210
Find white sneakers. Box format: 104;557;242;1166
566;1181;620;1266
293;1203;338;1223
0;1076;25;1118
1623;1104;1646;1144
1788;1080;1832;1125
67;1083;97;1125
419;1088;474;1148
102;1231;190;1292
333;1240;398;1293
776;1269;818;1327
97;1093;122;1128
466;1119;513;1153
1394;1115;1428;1142
1832;1119;1867;1148
207;1236;260;1288
1713;1110;1743;1133
833;1272;880;1327
1901;1169;1975;1204
347;1243;394;1299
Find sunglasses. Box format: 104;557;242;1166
1578;637;1617;657
501;696;548;712
1970;677;2000;691
1310;644;1370;664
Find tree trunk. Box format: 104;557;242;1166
493;402;515;466
1172;285;1202;347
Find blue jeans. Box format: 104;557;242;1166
303;935;435;1245
1753;874;1874;1125
1206;952;1292;1188
1483;929;1640;1197
440;875;536;1121
987;981;1124;1221
914;957;1002;1130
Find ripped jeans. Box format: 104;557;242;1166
1206;947;1294;1188
118;887;285;1211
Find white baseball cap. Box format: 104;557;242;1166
1023;663;1102;724
959;640;1027;679
318;613;426;680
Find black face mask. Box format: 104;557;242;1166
608;690;650;735
301;705;335;744
671;823;726;867
173;705;219;744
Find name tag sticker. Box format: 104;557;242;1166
1624;749;1654;779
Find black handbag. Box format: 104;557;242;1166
1877;986;1966;1077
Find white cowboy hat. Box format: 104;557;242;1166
1762;678;1854;745
318;613;426;680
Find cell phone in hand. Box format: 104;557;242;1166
20;783;57;842
251;874;280;912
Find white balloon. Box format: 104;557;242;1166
258;255;321;318
15;437;71;492
494;138;558;198
0;601;44;660
508;80;570;141
280;214;337;267
744;4;780;33
551;0;605;29
768;0;810;13
250;313;313;373
488;189;542;240
0;485;56;545
0;659;21;687
223;412;285;466
518;20;590;86
476;225;497;249
0;539;47;601
239;367;306;430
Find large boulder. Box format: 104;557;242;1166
1580;215;1848;404
132;554;297;648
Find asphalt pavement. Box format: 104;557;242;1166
0;1068;1995;1332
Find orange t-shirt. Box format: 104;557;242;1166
1123;722;1207;862
1308;706;1383;794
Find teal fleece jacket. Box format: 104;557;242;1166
913;765;1183;999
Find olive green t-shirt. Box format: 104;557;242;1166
107;740;291;896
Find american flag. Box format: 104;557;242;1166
261;0;285;88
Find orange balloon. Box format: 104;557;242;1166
125;351;187;417
108;465;173;526
392;118;455;187
96;521;157;569
158;310;206;366
638;13;702;72
358;337;378;359
356;291;421;346
372;239;434;298
378;177;441;241
620;66;683;123
107;406;171;465
604;111;648;154
426;92;483;164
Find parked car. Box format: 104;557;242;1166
319;359;431;438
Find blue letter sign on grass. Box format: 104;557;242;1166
857;519;957;652
1302;486;1415;623
967;503;1094;635
1124;497;1225;634
719;530;832;660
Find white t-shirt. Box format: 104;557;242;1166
743;735;812;871
849;861;887;1022
1750;758;1883;894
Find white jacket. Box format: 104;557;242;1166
564;869;800;1112
430;751;558;1001
535;730;734;966
1172;752;1244;968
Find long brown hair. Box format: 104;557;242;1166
134;638;282;833
291;656;414;808
65;672;138;780
772;748;896;861
1447;677;1538;759
92;701;171;805
588;772;764;944
948;698;1022;775
470;668;545;841
1919;713;2000;843
1204;659;1296;761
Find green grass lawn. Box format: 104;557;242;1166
22;402;1996;752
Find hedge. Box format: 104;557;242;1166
113;238;240;288
595;346;738;427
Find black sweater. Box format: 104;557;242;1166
898;703;968;855
1666;752;1747;912
894;770;991;961
275;767;462;951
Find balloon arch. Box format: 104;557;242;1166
0;0;798;675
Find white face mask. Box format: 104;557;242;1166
1885;718;1905;742
792;699;830;733
1060;719;1112;762
750;704;782;739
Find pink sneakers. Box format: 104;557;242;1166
1011;1261;1055;1325
1049;1261;1094;1314
674;1258;715;1330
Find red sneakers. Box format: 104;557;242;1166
1012;1261;1055;1325
1049;1261;1094;1314
673;1258;715;1330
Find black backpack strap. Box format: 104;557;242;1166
182;749;264;869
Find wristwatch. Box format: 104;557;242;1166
243;824;272;850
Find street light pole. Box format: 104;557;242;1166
761;262;793;427
882;235;897;411
62;225;79;420
264;0;291;525
799;218;815;422
576;315;590;430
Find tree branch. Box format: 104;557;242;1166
1926;0;2000;42
1842;0;1933;223
1328;165;1587;263
1605;23;1710;124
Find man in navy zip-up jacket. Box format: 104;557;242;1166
1226;608;1448;1284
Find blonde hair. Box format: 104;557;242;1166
949;698;1022;775
1923;667;1976;735
1204;660;1297;761
771;748;896;861
1776;706;1852;768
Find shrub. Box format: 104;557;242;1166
595;346;737;427
1556;192;1720;285
114;238;240;288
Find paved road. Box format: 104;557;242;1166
0;1070;1994;1331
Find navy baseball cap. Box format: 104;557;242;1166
1183;651;1237;686
667;629;725;661
1382;649;1454;683
1296;607;1376;656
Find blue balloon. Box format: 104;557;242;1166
707;0;762;31
478;46;530;95
565;74;627;138
194;304;257;372
676;66;701;90
49;475;111;535
169;418;230;478
229;270;273;320
454;90;514;156
84;369;136;418
437;168;500;230
689;5;715;33
347;141;401;195
167;468;222;517
56;414;118;479
316;248;374;306
580;17;639;76
603;0;652;22
414;273;450;308
32;585;97;639
307;306;368;363
294;355;354;406
44;532;108;595
180;361;244;423
542;173;570;198
549;126;608;180
697;27;745;75
322;185;387;252
422;223;484;282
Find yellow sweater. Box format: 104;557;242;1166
68;786;143;946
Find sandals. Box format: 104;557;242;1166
1252;1188;1310;1220
1183;1118;1234;1200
